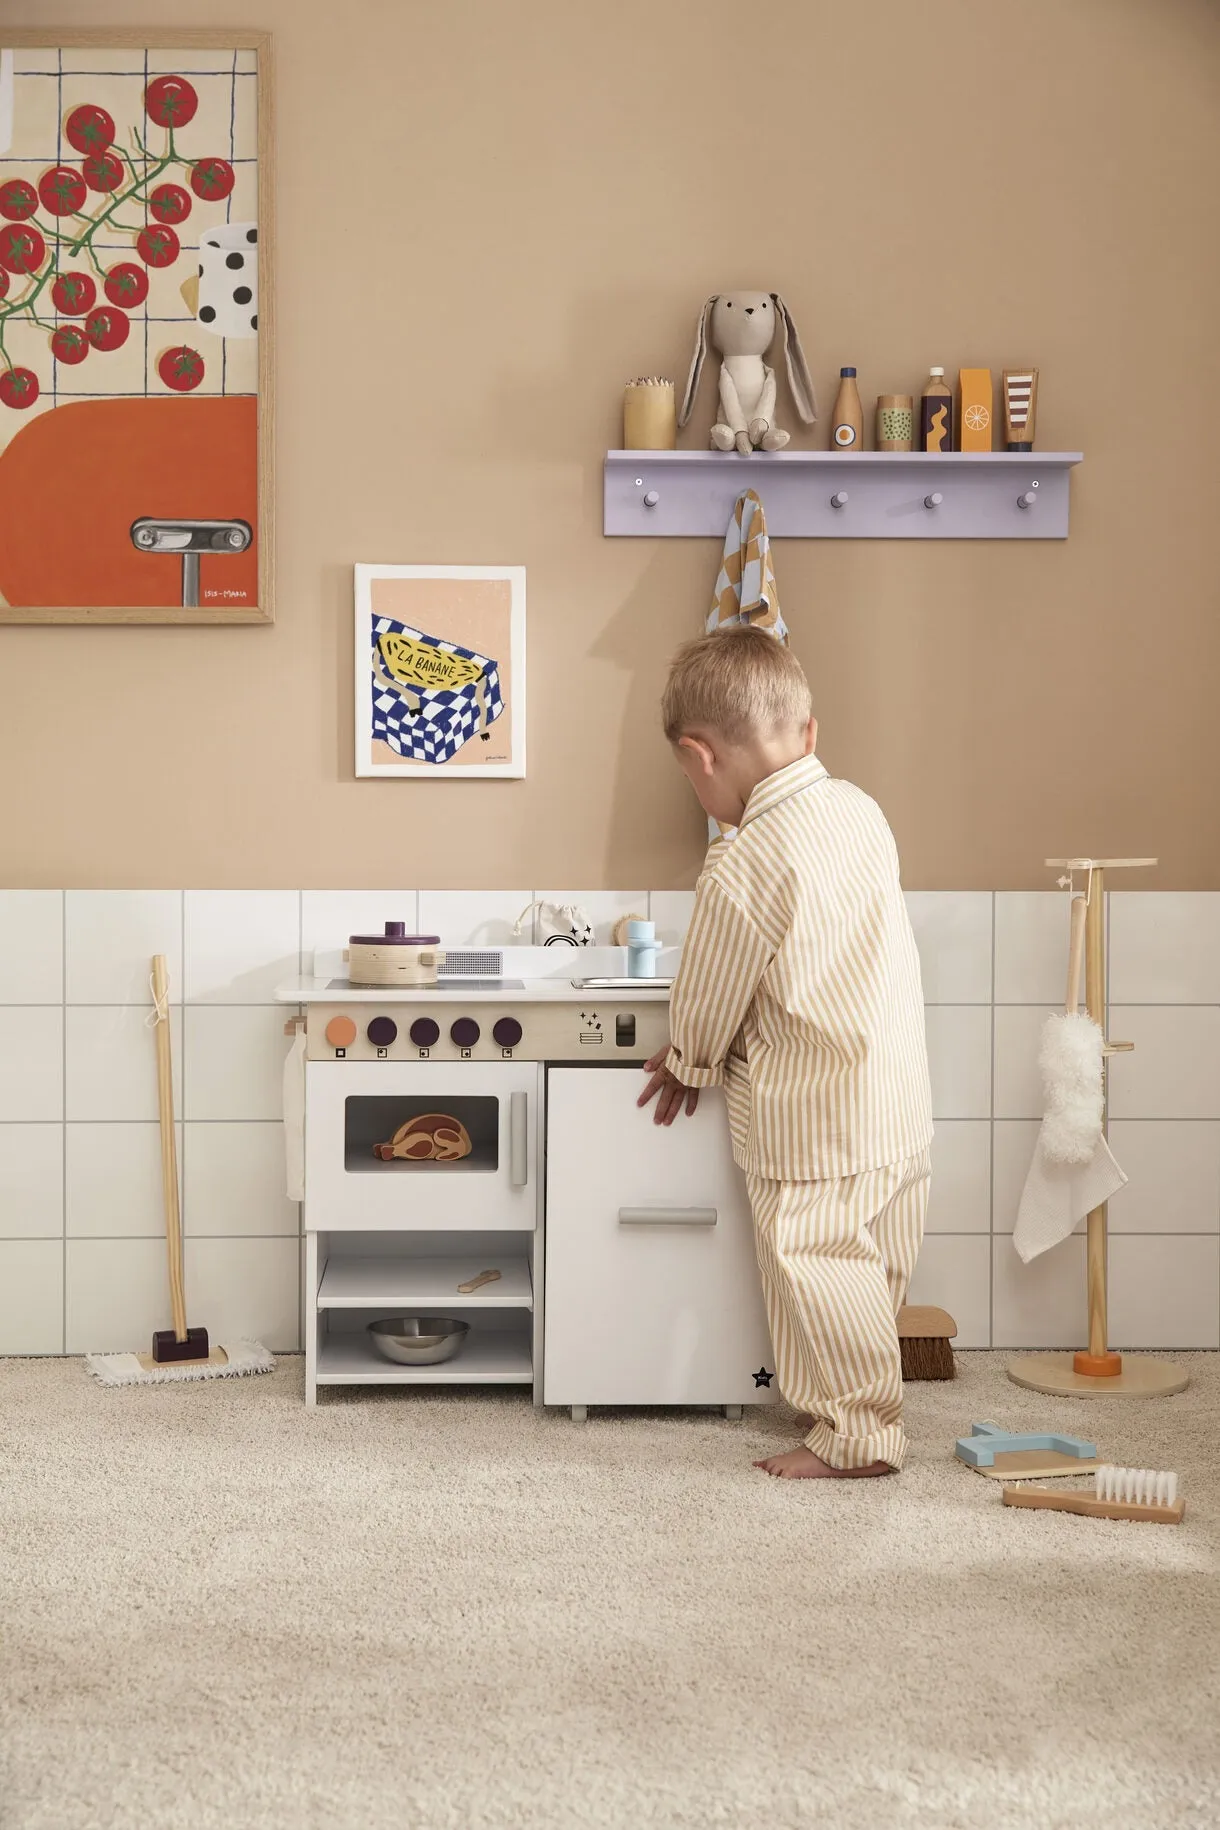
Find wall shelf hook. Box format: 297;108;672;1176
605;451;1081;540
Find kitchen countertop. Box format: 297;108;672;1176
275;975;671;1005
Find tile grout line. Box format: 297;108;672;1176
988;890;996;1350
61;890;66;1354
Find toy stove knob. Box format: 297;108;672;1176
409;1017;440;1048
450;1017;480;1048
492;1017;522;1049
325;1015;357;1048
367;1016;397;1047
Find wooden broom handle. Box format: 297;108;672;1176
1065;894;1087;1016
1083;876;1108;1360
151;955;187;1343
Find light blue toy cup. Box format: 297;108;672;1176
627;919;661;979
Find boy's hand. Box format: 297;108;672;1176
638;1048;699;1126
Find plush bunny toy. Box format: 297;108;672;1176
678;291;816;455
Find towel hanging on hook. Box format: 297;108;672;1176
705;488;788;844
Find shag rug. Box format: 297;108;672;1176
1;1354;1217;1829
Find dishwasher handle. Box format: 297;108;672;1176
618;1206;717;1227
510;1091;529;1187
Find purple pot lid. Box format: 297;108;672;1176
350;922;441;946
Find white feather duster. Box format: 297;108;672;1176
1039;1010;1104;1164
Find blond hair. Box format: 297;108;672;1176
661;626;812;745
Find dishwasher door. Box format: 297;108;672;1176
543;1068;775;1408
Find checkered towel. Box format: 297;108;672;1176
370;616;504;765
706;489;787;842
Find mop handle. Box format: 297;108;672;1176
1065;894;1087;1016
151;956;188;1344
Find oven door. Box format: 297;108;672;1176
305;1060;541;1230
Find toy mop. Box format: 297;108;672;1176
85;956;273;1386
1007;859;1187;1400
1003;1465;1183;1525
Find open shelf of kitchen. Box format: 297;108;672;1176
317;1252;533;1310
317;1324;534;1386
604;449;1083;540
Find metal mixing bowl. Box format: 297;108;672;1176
367;1316;470;1365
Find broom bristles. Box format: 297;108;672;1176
899;1333;956;1381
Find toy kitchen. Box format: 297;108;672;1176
278;921;775;1417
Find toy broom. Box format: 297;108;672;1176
84;956;273;1386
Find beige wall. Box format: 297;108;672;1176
1;0;1216;890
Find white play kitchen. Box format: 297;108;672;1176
278;923;775;1417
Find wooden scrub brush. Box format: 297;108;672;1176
897;1305;957;1380
1004;1464;1183;1524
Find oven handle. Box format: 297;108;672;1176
618;1207;718;1227
510;1091;529;1187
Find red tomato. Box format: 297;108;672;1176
65;103;116;155
51;324;90;366
136;224;180;269
144;75;198;128
85;307;130;353
0;178;37;221
0;367;39;409
0;225;46;275
149;182;192;225
157;345;205;392
103;262;149;308
0;268;8;301
38;165;88;216
82;151;125;194
190;158;236;203
51;271;97;315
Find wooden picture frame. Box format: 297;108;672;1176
355;564;527;780
0;29;273;623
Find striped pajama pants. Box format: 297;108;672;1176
746;1148;931;1470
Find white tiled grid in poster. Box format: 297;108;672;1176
0;889;1216;1355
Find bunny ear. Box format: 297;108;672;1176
678;295;717;427
771;294;816;424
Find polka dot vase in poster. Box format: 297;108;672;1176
198;223;258;337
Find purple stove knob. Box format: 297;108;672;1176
450;1017;480;1049
409;1017;440;1048
367;1016;397;1047
492;1017;522;1049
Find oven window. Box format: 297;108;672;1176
344;1095;499;1173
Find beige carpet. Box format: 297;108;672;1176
1;1354;1218;1830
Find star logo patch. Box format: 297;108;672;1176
753;1368;773;1388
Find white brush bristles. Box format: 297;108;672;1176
1039;1011;1105;1164
1095;1465;1178;1508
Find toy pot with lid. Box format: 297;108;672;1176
347;923;448;988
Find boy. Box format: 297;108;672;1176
638;625;932;1481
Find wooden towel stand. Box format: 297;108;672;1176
1007;859;1188;1400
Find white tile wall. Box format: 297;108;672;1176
0;891;62;1003
0;1124;63;1238
65;890;181;1004
1;888;1217;1356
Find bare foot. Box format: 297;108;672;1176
753;1447;893;1480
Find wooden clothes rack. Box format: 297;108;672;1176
1007;858;1189;1400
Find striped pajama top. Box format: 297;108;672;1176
665;753;933;1180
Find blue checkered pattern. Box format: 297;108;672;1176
370;616;504;765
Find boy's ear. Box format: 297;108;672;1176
676;733;716;776
804;716;818;756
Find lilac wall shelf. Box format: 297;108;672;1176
604;450;1083;540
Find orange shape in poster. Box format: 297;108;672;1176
0;396;257;609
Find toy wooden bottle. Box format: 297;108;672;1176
920;366;954;453
831;368;864;450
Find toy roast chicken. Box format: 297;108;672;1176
375;1114;473;1162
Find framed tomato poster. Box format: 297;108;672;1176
0;30;272;623
355;565;526;780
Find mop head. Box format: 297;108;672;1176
85;1339;274;1386
1039;1011;1104;1164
